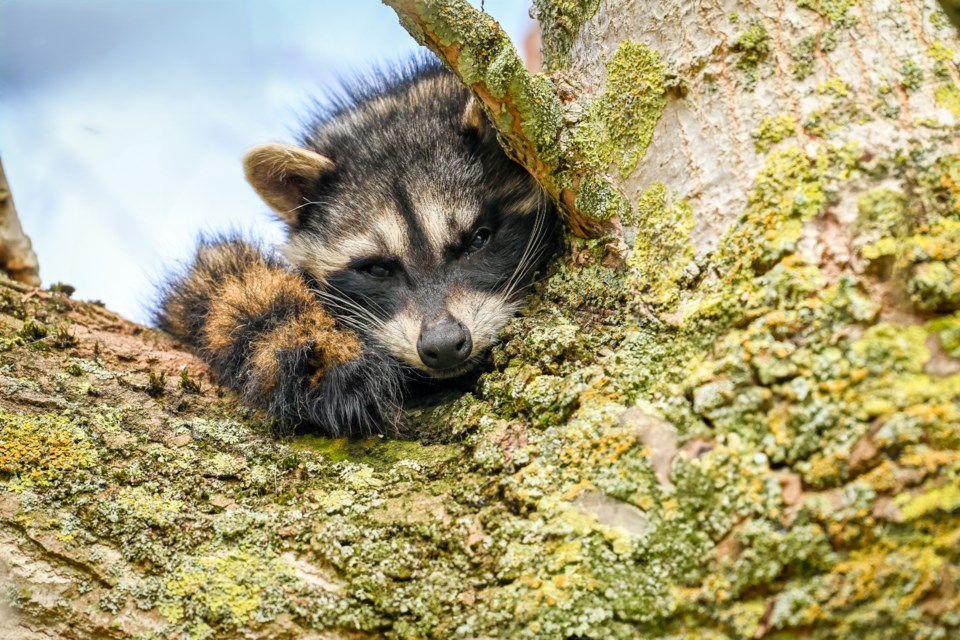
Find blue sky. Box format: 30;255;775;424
0;0;534;322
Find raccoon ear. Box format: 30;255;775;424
243;143;334;226
461;95;488;133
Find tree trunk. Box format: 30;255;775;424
3;0;960;638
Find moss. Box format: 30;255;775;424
530;0;601;70
733;20;771;90
146;370;167;397
752;114;797;153
179;368;202;394
0;409;99;488
16;319;47;343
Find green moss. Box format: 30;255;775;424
752;114;797;153
0;409;99;488
16;319;47;343
733;20;771;90
530;0;601;70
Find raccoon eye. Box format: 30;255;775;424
357;262;392;278
466;228;491;254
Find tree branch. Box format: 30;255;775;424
380;0;607;238
0;157;40;286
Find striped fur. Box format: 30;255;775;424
155;237;405;435
157;55;560;436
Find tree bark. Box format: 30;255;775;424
0;158;41;287
3;0;960;638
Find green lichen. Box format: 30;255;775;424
574;175;632;221
902;218;960;311
628;184;695;307
160;551;297;634
733;20;771;90
791;35;817;81
752;114;797;153
930;40;958;79
571;41;667;181
797;0;858;27
530;0;601;70
900;60;924;92
0;409;99;488
935;82;960;117
929;312;960;357
103;485;184;530
898;482;960;520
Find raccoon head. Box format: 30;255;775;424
243;75;560;379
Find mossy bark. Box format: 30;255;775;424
3;0;960;638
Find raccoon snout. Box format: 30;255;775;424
417;312;472;370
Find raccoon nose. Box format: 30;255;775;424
417;312;472;370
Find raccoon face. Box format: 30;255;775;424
243;83;560;378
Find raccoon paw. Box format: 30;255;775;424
303;346;407;436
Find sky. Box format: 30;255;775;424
0;0;535;323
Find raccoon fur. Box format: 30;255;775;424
156;55;560;436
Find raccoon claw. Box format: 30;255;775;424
299;345;406;436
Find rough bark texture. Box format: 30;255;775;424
0;158;41;287
3;0;960;638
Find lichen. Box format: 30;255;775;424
571;41;667;180
628;184;694;307
530;0;601;70
0;409;99;488
160;551;297;634
791;34;817;81
935;82;960;117
797;0;858;27
752;114;797;153
733;20;771;90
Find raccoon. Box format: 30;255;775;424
157;56;560;436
